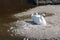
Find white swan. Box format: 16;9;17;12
32;13;47;25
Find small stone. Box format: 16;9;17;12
23;38;29;40
7;30;10;32
10;27;14;30
10;34;13;36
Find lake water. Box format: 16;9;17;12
0;3;36;40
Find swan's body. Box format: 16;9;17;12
32;13;47;25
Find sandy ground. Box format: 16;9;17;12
9;5;60;39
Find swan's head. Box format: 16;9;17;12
36;12;38;15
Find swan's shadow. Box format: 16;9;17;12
25;21;37;25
